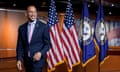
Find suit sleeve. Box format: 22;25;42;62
16;27;23;61
41;25;51;56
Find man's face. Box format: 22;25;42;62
26;6;37;22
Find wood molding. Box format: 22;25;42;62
0;50;16;58
108;46;120;55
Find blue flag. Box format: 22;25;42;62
79;0;96;67
94;1;109;64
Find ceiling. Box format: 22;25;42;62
0;0;120;16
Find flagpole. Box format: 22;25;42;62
82;3;86;72
98;43;100;72
98;1;100;71
98;0;102;72
82;18;87;72
82;0;88;72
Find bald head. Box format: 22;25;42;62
26;5;37;22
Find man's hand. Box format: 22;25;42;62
33;52;42;61
17;60;23;71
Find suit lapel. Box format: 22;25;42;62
23;22;29;44
30;20;40;44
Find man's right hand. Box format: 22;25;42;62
17;60;23;71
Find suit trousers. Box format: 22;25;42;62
24;57;42;72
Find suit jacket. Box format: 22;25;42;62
16;19;50;67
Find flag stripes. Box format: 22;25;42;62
47;0;64;71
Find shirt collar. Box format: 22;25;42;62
28;19;37;25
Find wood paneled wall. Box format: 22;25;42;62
0;10;48;58
0;9;120;72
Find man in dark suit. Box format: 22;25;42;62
16;5;50;72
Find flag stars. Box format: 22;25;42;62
48;0;58;27
64;2;74;29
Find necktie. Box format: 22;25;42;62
28;23;33;43
28;23;33;57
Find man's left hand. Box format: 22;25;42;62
33;52;42;61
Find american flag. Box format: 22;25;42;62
61;0;81;70
47;0;64;71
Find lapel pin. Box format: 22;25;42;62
36;24;39;27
